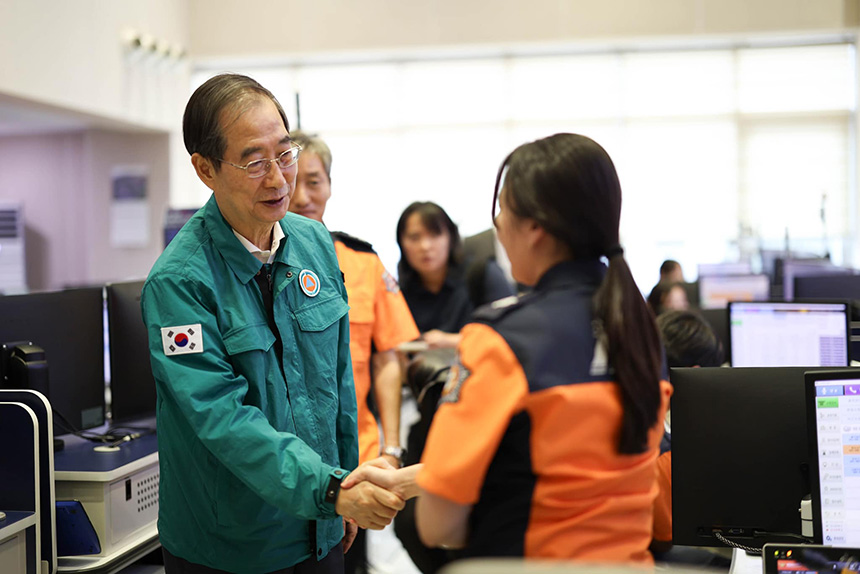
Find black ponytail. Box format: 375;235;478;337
495;133;663;454
594;252;663;454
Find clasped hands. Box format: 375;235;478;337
334;457;422;530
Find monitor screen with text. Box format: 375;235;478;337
729;301;849;367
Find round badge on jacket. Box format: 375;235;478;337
299;269;321;297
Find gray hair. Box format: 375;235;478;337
289;130;332;180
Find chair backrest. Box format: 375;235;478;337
0;401;41;573
0;391;56;574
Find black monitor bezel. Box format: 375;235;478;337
728;299;851;368
105;279;155;424
804;368;860;546
0;287;106;431
670;366;846;549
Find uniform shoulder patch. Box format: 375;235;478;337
440;354;470;404
331;231;375;253
382;269;400;293
161;324;204;356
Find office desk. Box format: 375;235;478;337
0;511;38;574
729;548;762;574
54;429;160;573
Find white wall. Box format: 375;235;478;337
0;131;170;291
0;0;190;131
189;0;857;58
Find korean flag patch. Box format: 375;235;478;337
161;324;204;356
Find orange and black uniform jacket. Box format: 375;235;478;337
652;450;672;543
417;260;672;563
332;232;420;463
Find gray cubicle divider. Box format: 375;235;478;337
0;390;56;574
0;401;41;574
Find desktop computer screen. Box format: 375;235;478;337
729;301;850;367
0;287;105;430
698;262;753;277
781;259;855;301
698;274;770;309
672;366;833;549
806;369;860;546
795;274;860;306
106;280;156;423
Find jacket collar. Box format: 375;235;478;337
534;259;606;292
203;194;290;285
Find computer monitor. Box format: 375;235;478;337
699;308;729;360
728;301;850;368
164;208;199;248
805;368;860;546
698;274;770;309
698;262;753;277
795;274;860;307
671;366;849;549
106;280;155;423
781;259;854;301
0;288;105;430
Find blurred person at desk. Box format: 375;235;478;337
289;130;420;574
141;74;403;574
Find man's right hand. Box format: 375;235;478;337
334;480;404;530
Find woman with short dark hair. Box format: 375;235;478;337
396;201;471;350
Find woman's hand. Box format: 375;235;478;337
422;329;461;350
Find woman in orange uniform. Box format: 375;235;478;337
345;133;672;565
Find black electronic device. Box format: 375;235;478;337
794;274;860;311
1;341;50;397
0;287;105;430
805;369;860;547
763;543;860;574
780;259;854;301
728;300;850;367
698;307;729;360
105;280;155;423
671;366;853;550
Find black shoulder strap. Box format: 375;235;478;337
471;293;530;324
330;231;375;253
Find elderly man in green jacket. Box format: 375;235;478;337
141;73;403;574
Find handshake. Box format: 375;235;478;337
334;458;423;530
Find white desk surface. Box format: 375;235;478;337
729;548;762;574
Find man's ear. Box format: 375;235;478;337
191;153;217;191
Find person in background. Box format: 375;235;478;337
660;259;684;284
462;227;518;304
288;130;420;574
141;73;403;574
651;310;724;557
396;202;472;350
345;133;672;564
647;281;689;316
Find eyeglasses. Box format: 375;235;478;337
218;143;302;178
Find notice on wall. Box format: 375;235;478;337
110;166;150;248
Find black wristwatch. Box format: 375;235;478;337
325;469;346;504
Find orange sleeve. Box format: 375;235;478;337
371;258;420;352
652;450;672;542
417;322;529;505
